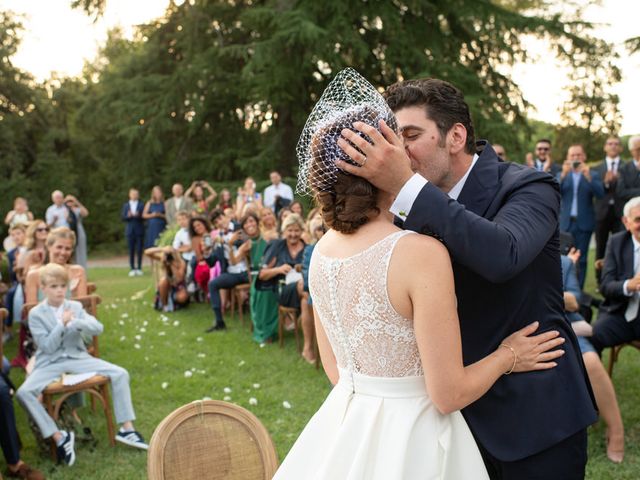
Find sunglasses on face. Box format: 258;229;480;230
37;227;49;232
536;147;550;151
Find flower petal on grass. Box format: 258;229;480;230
253;383;260;389
223;395;231;401
184;371;193;378
282;401;292;409
249;397;258;406
161;382;169;389
134;343;141;349
223;387;232;394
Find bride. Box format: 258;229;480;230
273;70;566;479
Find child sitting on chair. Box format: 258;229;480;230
16;263;147;467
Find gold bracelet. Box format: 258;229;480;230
500;343;518;375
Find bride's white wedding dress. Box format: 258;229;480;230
273;230;489;479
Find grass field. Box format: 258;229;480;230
3;263;640;479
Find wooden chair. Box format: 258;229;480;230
278;306;301;352
22;295;116;459
148;400;278;480
230;283;251;327
607;341;640;377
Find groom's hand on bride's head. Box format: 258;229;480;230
335;120;413;196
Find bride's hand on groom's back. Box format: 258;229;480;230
502;321;566;373
336;120;413;196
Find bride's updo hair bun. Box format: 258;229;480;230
308;105;395;234
315;171;377;234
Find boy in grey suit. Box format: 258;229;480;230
16;264;147;466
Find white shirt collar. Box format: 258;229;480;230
632;235;640;252
448;154;479;200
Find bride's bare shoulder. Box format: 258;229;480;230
394;233;451;269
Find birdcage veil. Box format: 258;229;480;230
295;68;398;196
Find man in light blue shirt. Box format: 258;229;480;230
557;144;605;288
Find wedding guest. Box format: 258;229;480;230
6;224;26;285
17;263;148;468
258;214;306;322
1;358;45;479
258;207;279;241
4;197;33;227
189;216;213;298
186;181;217;217
301;208;321;244
277;206;292;232
533;139;560;176
561;250;624;463
592;197;640;352
235;177;263;218
3;225;27;340
263;170;293;215
205;214;253;332
18;227;87;371
250;215;279;344
298;214;324;363
165;183;193;226
10;221;50;342
615;135;640;205
143;186;167;249
24;227;88;305
64;194;89;270
289;200;304;217
558;144;605;288
45;191;70;229
145;247;189;312
171;211;194;263
493;144;506;161
593;137;625;267
121;188;145;277
216;188;234;211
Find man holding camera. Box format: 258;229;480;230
558;144;605;288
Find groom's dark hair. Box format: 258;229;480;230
384;78;476;155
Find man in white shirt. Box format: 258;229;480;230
45;190;70;229
263;171;293;214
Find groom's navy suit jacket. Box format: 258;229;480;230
402;142;597;462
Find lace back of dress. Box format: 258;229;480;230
309;230;422;377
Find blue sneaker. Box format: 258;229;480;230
56;431;76;466
115;429;148;450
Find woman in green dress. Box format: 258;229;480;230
249;211;280;343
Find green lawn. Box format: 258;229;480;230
3;263;640;479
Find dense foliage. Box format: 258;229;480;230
0;1;623;246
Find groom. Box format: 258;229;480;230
336;78;597;479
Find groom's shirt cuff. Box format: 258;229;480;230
390;173;428;220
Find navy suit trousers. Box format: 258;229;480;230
0;374;20;465
567;219;592;289
127;234;144;270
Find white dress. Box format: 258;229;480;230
273;231;489;480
